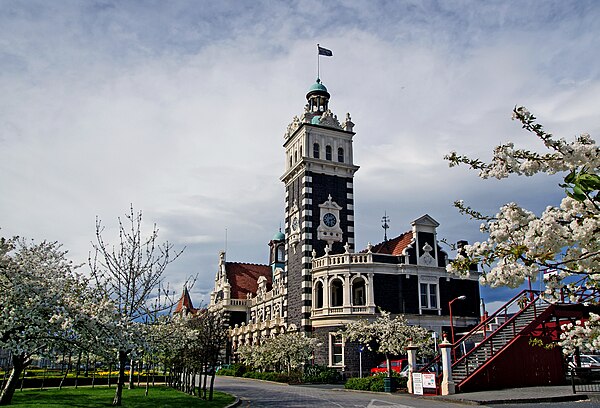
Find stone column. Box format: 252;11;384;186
406;341;418;393
439;336;455;395
343;274;351;313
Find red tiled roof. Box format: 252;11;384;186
174;287;197;314
369;231;414;255
226;262;272;299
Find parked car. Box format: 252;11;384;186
399;363;437;378
370;359;407;374
568;354;600;368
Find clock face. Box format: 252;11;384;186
291;216;299;231
323;212;337;227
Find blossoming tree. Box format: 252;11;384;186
89;206;183;406
445;106;599;351
0;236;113;405
236;331;319;374
339;310;432;378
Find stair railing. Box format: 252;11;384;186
451;292;554;380
419;289;539;383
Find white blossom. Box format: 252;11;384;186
446;106;600;353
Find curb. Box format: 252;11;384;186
224;395;241;408
428;394;590;405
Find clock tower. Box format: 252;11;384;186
281;78;359;331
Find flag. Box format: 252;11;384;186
318;45;333;57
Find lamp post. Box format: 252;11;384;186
449;295;467;359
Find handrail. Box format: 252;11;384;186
451;292;550;369
419;289;542;375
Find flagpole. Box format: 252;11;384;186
317;43;320;79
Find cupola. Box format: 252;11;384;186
306;78;330;114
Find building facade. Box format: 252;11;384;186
208;77;480;374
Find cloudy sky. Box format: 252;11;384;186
1;0;599;312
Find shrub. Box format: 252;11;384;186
231;363;248;377
216;368;236;376
344;373;407;392
344;377;371;391
242;371;289;383
303;365;341;384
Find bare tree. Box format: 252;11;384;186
89;205;183;406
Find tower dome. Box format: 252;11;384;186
272;230;285;241
306;78;330;114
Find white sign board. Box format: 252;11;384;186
412;372;423;395
422;373;436;389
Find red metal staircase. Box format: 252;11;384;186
420;289;586;392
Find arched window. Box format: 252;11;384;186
326;145;332;160
289;155;292;167
314;281;324;309
330;279;343;307
338;147;344;163
313;143;320;159
294;150;297;163
277;245;285;262
300;146;303;158
352;277;366;306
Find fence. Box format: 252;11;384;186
571;368;600;393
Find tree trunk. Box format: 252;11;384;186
92;357;96;388
128;357;134;389
137;359;141;387
112;350;128;406
108;362;112;388
84;353;90;377
209;372;216;401
59;351;72;390
144;356;150;396
0;353;26;406
75;350;82;389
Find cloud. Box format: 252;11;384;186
1;0;599;304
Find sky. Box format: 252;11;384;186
1;0;599;313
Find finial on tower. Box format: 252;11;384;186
382;212;390;241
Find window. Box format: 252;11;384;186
338;147;344;163
277;245;285;262
330;334;344;366
313;143;320;159
330;279;343;307
314;281;324;309
326;145;332;160
294;150;297;163
420;283;438;309
352;278;366;306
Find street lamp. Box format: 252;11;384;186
449;295;467;346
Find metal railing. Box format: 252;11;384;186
420;289;552;388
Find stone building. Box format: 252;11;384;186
206;76;481;374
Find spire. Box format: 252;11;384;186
174;286;196;315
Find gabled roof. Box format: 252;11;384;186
226;262;272;299
368;231;414;256
174;287;197;314
411;214;439;228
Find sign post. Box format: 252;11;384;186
358;345;363;378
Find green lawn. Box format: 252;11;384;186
9;385;235;407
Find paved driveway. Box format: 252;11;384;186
214;376;463;408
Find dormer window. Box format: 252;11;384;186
326;145;332;160
313;143;320;159
338;147;344;163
